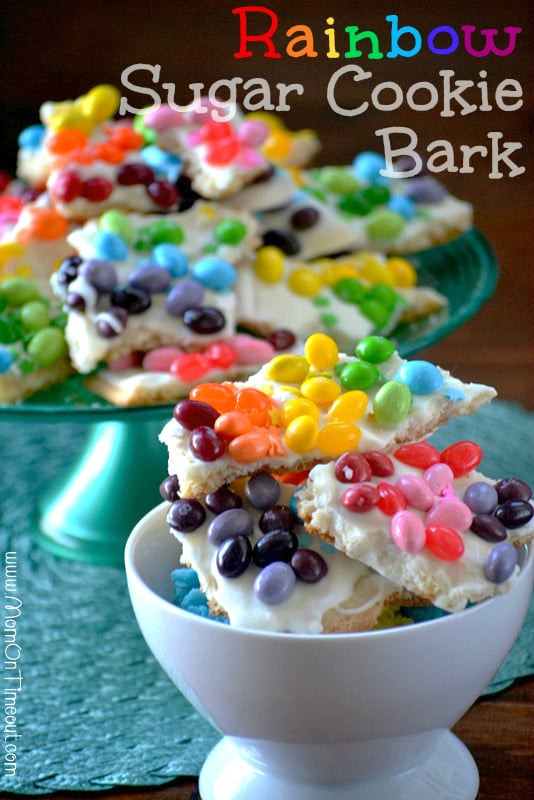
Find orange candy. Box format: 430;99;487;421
47;128;88;155
190;382;238;414
90;142;125;164
214;411;254;442
18;208;68;241
227;429;272;463
109;125;144;151
235;387;275;426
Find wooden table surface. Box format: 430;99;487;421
1;2;532;799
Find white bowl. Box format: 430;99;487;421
125;503;533;800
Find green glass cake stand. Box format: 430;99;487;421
0;228;498;568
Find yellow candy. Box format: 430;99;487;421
263;129;292;159
386;257;417;288
288;267;322;297
327;390;368;422
47;105;93;134
316;421;362;456
284;415;318;454
356;255;394;287
304;333;339;372
266;354;309;384
280;397;320;426
80;85;121;124
253;246;285;283
301;376;341;406
0;242;25;269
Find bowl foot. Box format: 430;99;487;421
199;731;479;800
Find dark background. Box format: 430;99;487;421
1;0;532;405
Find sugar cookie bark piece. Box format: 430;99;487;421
298;453;534;612
159;335;496;498
165;478;411;633
53;204;259;374
260;164;473;257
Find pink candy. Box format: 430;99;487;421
423;462;455;496
142;347;184;372
228;334;275;366
396;474;435;511
425;498;473;532
143;105;185;132
237;119;270;147
390;510;426;553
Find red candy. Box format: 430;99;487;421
363;450;395;477
334;453;372;483
440;440;483;478
204;341;237;369
81;176;114;202
170;353;211;383
51;170;82;202
376;481;407;515
425;524;465;561
393;441;441;469
341;484;379;513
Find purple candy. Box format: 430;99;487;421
253;561;296;604
165;279;204;316
403;176;448;204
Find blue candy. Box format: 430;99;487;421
18;124;45;150
0;346;13;373
140;145;181;183
192;256;237;292
396;360;444;395
352;151;387;185
93;230;129;261
151;243;189;277
387;195;415;220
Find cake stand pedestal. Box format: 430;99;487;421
0;376;171;567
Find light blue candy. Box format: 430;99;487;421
396;360;444;395
387;194;415;220
18;124;45;150
140;145;181;183
192;256;237;291
0;347;14;373
151;243;189;277
93;230;129;261
352;151;387;185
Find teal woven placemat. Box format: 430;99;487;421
0;399;533;795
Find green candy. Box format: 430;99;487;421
373;380;412;425
214;219;247;245
316;167;361;196
366;284;399;312
0;278;40;307
148;219;184;246
365;209;405;239
359;299;391;329
333;277;365;305
338;193;372;216
336;360;379;390
27;327;67;367
21;300;50;332
362;185;391;206
355;335;395;363
99;210;135;243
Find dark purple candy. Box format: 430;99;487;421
259;504;297;533
159;474;180;502
166;498;206;532
470;514;507;542
245;473;281;510
188;426;226;461
216;535;252;578
291;549;328;583
290;206;320;230
494;500;533;529
173;398;219;430
117;162;155;186
252;529;298;568
129;263;171;293
494;477;532;504
266;329;296;351
111;286;151;314
207;508;254;547
205;485;243;514
56;255;82;286
262;228;300;256
95;306;128;337
183;306;226;334
66;291;86;311
80;258;118;293
484;542;518;584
